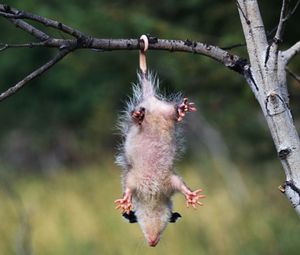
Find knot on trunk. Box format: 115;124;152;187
284;181;300;208
278;148;291;160
265;92;286;116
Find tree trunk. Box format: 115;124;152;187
237;0;300;216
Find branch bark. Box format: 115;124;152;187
0;48;72;101
282;41;300;64
0;4;249;101
0;4;85;38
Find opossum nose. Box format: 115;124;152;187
148;236;160;247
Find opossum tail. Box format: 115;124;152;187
138;71;158;99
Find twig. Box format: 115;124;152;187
0;43;8;51
274;0;300;45
267;0;300;43
4;15;50;41
0;42;49;50
274;0;289;44
0;48;72;102
0;3;83;42
0;4;85;38
285;0;300;21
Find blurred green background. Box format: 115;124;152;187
1;0;300;254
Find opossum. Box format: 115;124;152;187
115;72;205;247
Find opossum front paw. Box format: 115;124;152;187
115;198;132;214
131;107;145;125
114;190;133;214
184;189;205;209
177;98;197;121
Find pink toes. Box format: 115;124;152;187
185;189;205;209
132;107;145;125
177;98;197;122
114;189;133;214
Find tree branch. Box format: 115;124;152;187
0;42;51;50
0;48;72;102
0;4;85;38
0;4;248;72
282;41;300;64
0;38;249;73
6;17;50;41
0;5;51;41
0;4;250;102
274;0;289;44
284;0;300;21
272;0;300;56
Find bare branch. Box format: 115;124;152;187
285;0;300;21
0;41;56;50
274;0;300;46
0;48;72;102
3;15;50;41
266;0;300;44
265;0;300;65
283;41;300;64
0;4;85;38
0;4;249;103
0;4;50;41
286;67;300;84
0;4;248;75
0;37;248;74
0;44;8;51
274;0;289;44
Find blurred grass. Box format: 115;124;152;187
1;158;300;255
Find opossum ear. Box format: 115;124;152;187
169;212;182;223
122;211;138;223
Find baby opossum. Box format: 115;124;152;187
115;72;205;247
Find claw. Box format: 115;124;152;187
177;97;197;121
184;189;205;209
132;107;145;125
114;189;133;214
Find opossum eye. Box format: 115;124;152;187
122;211;138;223
169;212;182;223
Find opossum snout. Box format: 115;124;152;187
148;235;160;247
